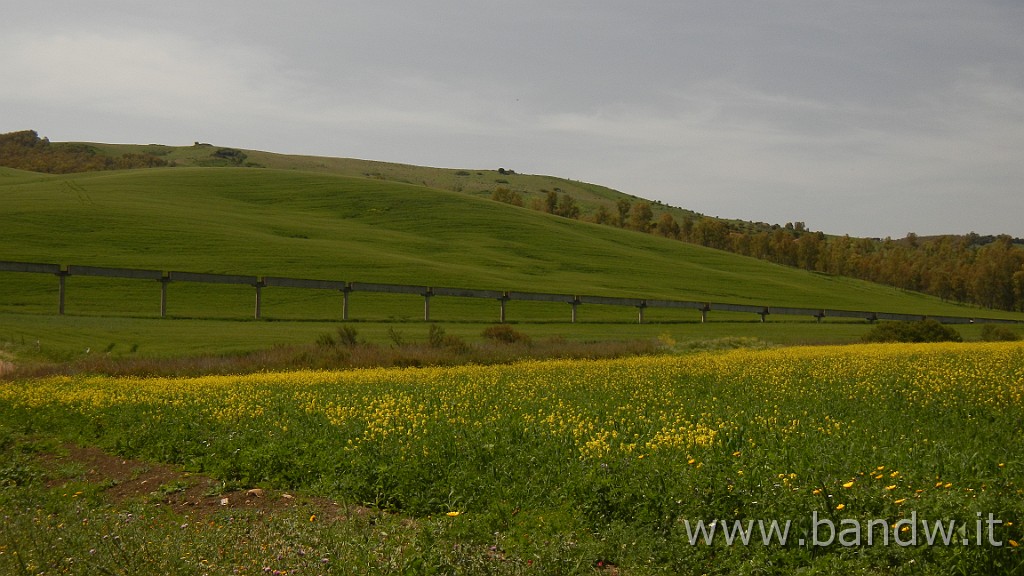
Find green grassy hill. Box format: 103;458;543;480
2;165;1014;319
85;141;705;225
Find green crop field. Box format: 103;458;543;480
2;343;1022;574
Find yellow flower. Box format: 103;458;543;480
1009;539;1019;548
894;498;907;504
812;488;822;495
842;481;854;489
836;504;846;511
886;485;897;491
446;511;461;517
309;515;316;522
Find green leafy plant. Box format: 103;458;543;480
861;319;962;343
481;324;531;345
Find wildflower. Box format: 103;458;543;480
812;489;822;495
842;481;854;489
894;498;907;504
1009;540;1019;548
309;515;316;522
836;504;846;511
446;511;461;517
886;485;897;491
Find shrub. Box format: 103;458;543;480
336;325;359;347
491;187;524;207
481;324;531;345
427;324;467;352
980;324;1021;342
427;324;447;348
317;325;359;348
861;319;962;343
386;327;406;347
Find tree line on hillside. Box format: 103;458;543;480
0;130;168;173
493;188;1024;312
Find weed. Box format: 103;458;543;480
0;453;40;487
427;324;447;348
386;327;406;347
481;324;531;345
336;325;359;347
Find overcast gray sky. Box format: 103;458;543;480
4;1;1023;238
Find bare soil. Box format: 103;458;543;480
38;443;358;521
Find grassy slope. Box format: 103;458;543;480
2;162;1021;361
91;142;704;223
1;165;1005;315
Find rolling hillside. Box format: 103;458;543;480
84;140;705;225
1;164;1015;321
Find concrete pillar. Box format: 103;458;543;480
254;282;264;319
159;277;169;318
571;299;578;323
700;308;708;324
342;287;351;321
57;270;67;315
424;292;431;321
637;304;645;324
499;294;508;323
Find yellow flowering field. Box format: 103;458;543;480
2;342;1022;573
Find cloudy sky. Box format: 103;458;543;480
3;1;1023;238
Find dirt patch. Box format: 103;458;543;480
40;444;358;521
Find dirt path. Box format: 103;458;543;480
40;443;356;521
